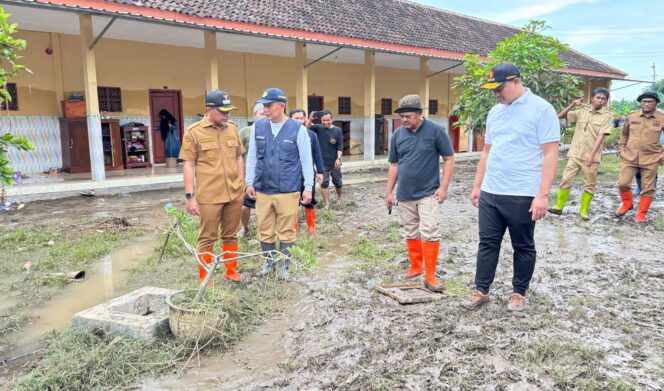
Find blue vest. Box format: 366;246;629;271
253;118;302;194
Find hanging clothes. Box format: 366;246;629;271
159;109;180;158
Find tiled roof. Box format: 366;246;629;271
101;0;624;77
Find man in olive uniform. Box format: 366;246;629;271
180;90;245;283
548;87;613;220
616;91;664;222
238;103;265;237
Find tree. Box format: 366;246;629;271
452;20;583;134
648;79;664;110
610;98;639;117
1;7;33;185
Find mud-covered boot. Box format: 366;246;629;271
579;192;593;221
548;188;569;215
258;242;277;276
635;196;653;223
277;242;293;281
616;191;634;216
422;241;444;292
405;239;423;278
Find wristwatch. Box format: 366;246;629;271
185;192;195;200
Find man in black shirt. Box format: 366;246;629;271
386;95;455;292
310;110;344;208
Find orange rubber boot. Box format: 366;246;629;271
223;243;241;282
405;239;423;278
198;248;214;284
305;208;316;235
635;196;653;223
616;191;634;216
423;241;444;292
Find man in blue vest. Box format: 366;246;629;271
245;88;314;280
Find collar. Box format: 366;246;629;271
640;110;656;118
201;116;226;130
589;106;608;115
509;88;531;106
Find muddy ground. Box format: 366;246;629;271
2;161;664;390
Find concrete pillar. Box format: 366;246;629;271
419;58;430;117
295;42;308;111
363;51;376;161
204;31;219;91
79;14;105;181
51;33;65;115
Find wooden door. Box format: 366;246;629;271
448;115;460;153
149;90;183;163
109;120;123;169
333;120;351;156
69;119;91;173
392;119;402;132
308;96;324;113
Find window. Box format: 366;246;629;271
308;95;323;113
380;98;392;115
97;86;122;112
338;97;351;115
429;99;439;115
1;83;18;111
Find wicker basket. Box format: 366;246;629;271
166;291;228;343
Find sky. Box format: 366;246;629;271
415;0;663;101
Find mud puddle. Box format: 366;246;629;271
1;233;159;364
140;233;355;390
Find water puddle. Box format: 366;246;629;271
140;233;354;390
2;233;158;360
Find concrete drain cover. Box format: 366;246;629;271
72;286;179;344
375;283;444;305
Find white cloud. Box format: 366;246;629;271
492;0;600;23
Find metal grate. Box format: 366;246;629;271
338;96;351;115
380;98;392;115
98;86;122;112
429;99;438;115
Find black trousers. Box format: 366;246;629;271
475;191;537;296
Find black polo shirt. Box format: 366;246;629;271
311;124;343;170
388;118;454;201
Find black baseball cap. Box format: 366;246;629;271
481;63;521;89
637;91;660;103
205;90;237;112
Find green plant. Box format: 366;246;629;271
610;98;639;117
0;8;33;185
452;20;582;134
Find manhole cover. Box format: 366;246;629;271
375;283;444;305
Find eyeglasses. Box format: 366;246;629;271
492;83;507;94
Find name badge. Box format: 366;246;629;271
653;120;661;127
330;138;337;145
284;139;295;144
256;136;266;140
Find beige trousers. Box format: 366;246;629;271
559;157;600;194
255;192;300;243
198;196;243;250
618;163;659;197
397;195;441;242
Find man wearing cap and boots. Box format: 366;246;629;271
548;87;613;220
245;88;314;280
180;90;245;284
386;95;455;292
238;103;265;237
465;63;560;311
616;91;664;222
290;108;325;235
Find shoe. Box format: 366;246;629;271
222;243;241;282
461;290;490;309
579;192;593;221
305;208;316;235
405;239;423;278
616;191;634;216
548;188;569;215
507;293;526;311
277;242;293;281
635;196;653;223
258;242;277;276
422;241;444;292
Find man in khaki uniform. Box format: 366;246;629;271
180;90;245;283
616;91;664;222
548;87;613;220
